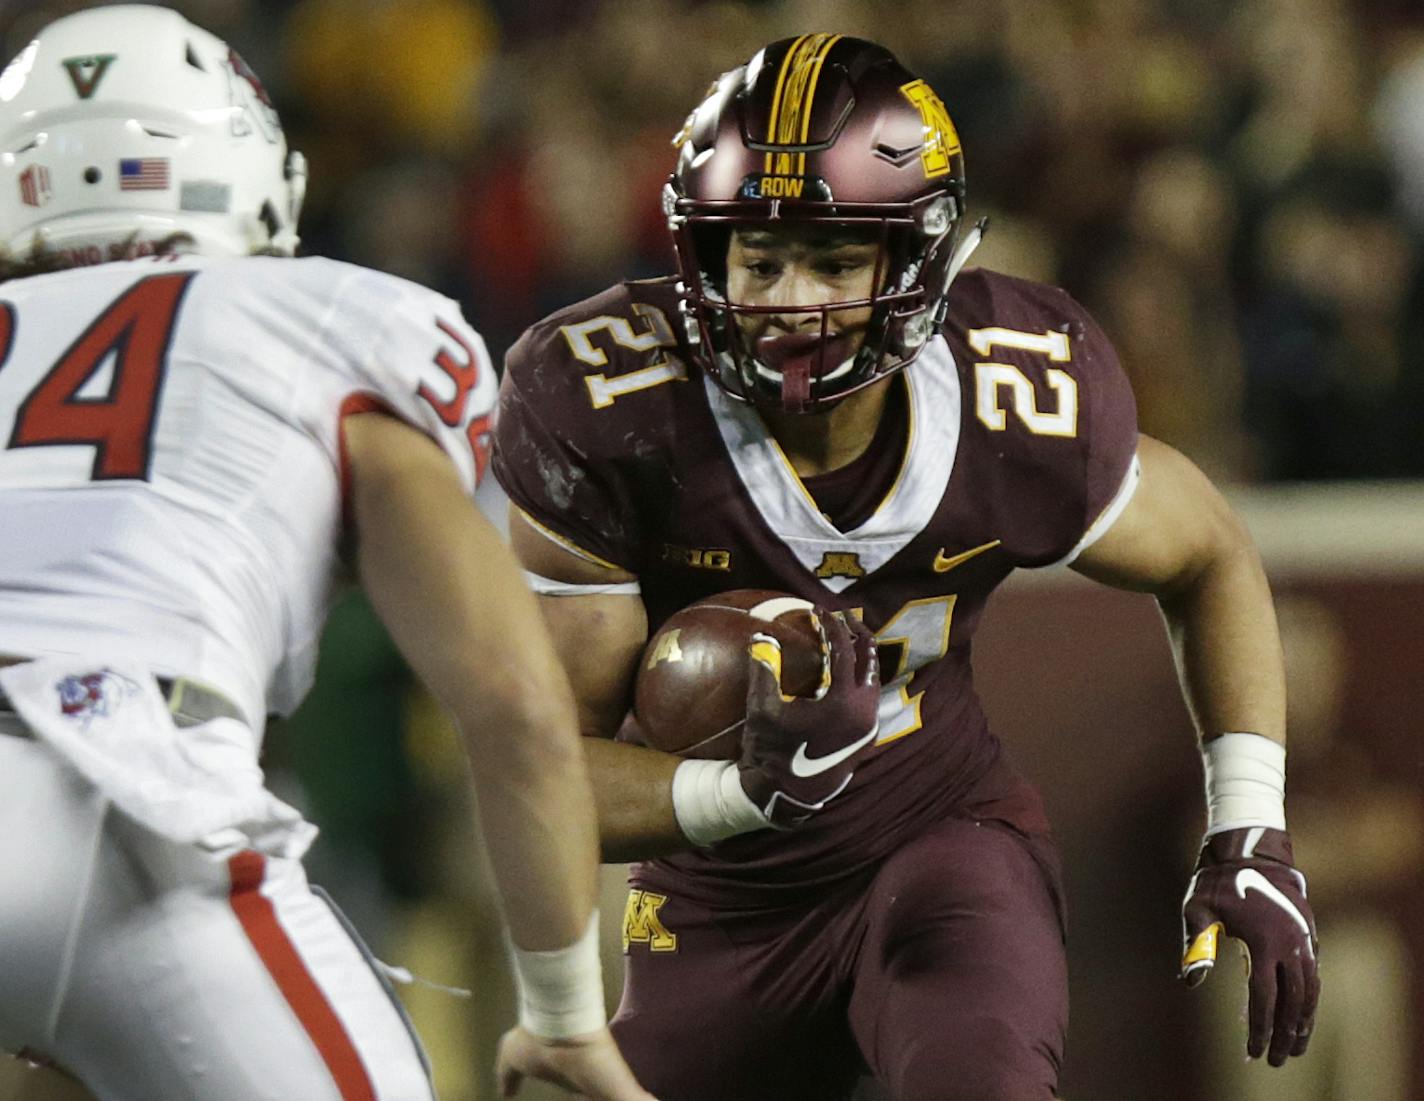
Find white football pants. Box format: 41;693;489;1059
0;723;436;1101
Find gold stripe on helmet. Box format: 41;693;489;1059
764;33;840;177
764;34;810;174
795;34;842;175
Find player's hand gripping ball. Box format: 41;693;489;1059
631;590;826;758
738;609;881;828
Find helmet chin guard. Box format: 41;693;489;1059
665;35;976;413
0;5;305;267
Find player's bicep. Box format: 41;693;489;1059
1070;434;1243;595
508;504;638;585
508;507;647;738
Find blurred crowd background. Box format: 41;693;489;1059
2;1;1421;1099
6;0;1424;484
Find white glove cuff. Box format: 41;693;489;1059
1202;731;1287;836
672;759;770;846
509;911;606;1039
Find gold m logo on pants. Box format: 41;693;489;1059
622;889;678;953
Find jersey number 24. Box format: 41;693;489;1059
0;272;196;481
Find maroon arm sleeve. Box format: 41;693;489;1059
490;323;644;571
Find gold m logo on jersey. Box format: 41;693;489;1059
644;629;684;670
622;890;678;953
899;79;961;179
815;552;866;580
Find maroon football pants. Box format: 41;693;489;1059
612;816;1068;1101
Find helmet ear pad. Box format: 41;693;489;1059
689;223;732;294
0;5;305;265
665;35;969;413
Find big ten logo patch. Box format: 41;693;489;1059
643;628;683;671
661;543;732;572
622;890;678;953
814;551;865;580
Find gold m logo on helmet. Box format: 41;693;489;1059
899;80;961;180
815;552;866;580
622;890;678;952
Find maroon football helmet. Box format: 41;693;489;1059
665;35;982;413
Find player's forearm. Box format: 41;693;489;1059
584;737;690;862
468;724;601;944
1156;514;1285;746
421;613;603;949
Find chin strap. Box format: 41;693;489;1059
780;357;812;411
942;217;987;297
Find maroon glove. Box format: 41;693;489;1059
1181;826;1320;1065
737;610;880;828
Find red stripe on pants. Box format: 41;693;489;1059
229;850;377;1101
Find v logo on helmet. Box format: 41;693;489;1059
63;54;115;100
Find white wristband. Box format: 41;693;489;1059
508;911;606;1039
1202;732;1287;836
672;759;770;846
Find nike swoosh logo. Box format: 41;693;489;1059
933;540;1001;573
1235;868;1314;952
790;722;880;778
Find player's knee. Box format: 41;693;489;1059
886;1018;1058;1101
893;1074;1055;1101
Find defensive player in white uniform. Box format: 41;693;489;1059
0;9;654;1101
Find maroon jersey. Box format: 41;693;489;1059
493;269;1139;903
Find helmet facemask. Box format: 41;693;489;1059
669;191;963;413
664;36;977;415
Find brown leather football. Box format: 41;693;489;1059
632;589;824;759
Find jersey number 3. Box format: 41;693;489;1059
2;272;196;481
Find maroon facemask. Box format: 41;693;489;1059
664;35;975;413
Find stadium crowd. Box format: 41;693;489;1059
4;0;1422;484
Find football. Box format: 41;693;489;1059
632;589;825;759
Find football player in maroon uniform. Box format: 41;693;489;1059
492;35;1318;1101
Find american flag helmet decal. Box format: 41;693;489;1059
118;158;170;191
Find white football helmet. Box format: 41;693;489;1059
0;4;305;264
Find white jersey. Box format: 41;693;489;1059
0;254;496;728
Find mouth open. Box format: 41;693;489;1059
754;332;860;410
